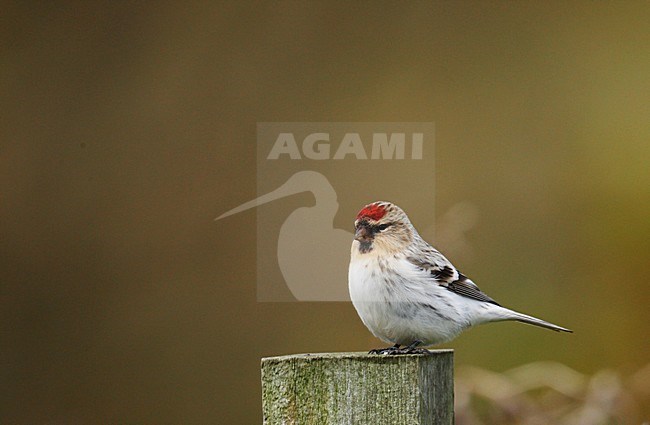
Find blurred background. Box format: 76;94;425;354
2;2;649;424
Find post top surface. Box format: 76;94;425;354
261;350;453;363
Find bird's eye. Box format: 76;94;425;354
377;223;390;231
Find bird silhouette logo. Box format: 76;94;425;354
216;170;352;301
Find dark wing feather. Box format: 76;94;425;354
407;254;501;306
447;273;500;306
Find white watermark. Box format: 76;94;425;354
267;132;424;160
217;122;435;301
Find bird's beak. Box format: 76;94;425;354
354;225;372;243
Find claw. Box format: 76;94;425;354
369;340;432;355
400;347;433;355
369;343;401;355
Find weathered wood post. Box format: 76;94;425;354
261;351;454;424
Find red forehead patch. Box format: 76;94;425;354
356;203;386;221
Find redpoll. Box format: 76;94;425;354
348;201;572;354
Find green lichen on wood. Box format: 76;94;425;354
261;351;454;425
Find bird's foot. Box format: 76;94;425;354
394;347;433;355
369;343;401;355
368;341;432;355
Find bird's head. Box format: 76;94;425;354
353;201;414;255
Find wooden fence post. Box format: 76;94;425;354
261;351;454;424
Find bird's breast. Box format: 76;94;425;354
348;254;418;301
348;256;381;302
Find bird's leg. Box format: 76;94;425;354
369;343;401;355
383;340;432;355
401;340;432;355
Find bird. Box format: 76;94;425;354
348;201;572;355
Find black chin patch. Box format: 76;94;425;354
358;240;373;254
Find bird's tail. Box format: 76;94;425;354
482;305;572;333
507;310;573;333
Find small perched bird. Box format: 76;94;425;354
348;201;572;355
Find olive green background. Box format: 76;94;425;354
2;2;649;424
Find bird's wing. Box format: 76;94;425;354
447;273;500;305
407;254;501;306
